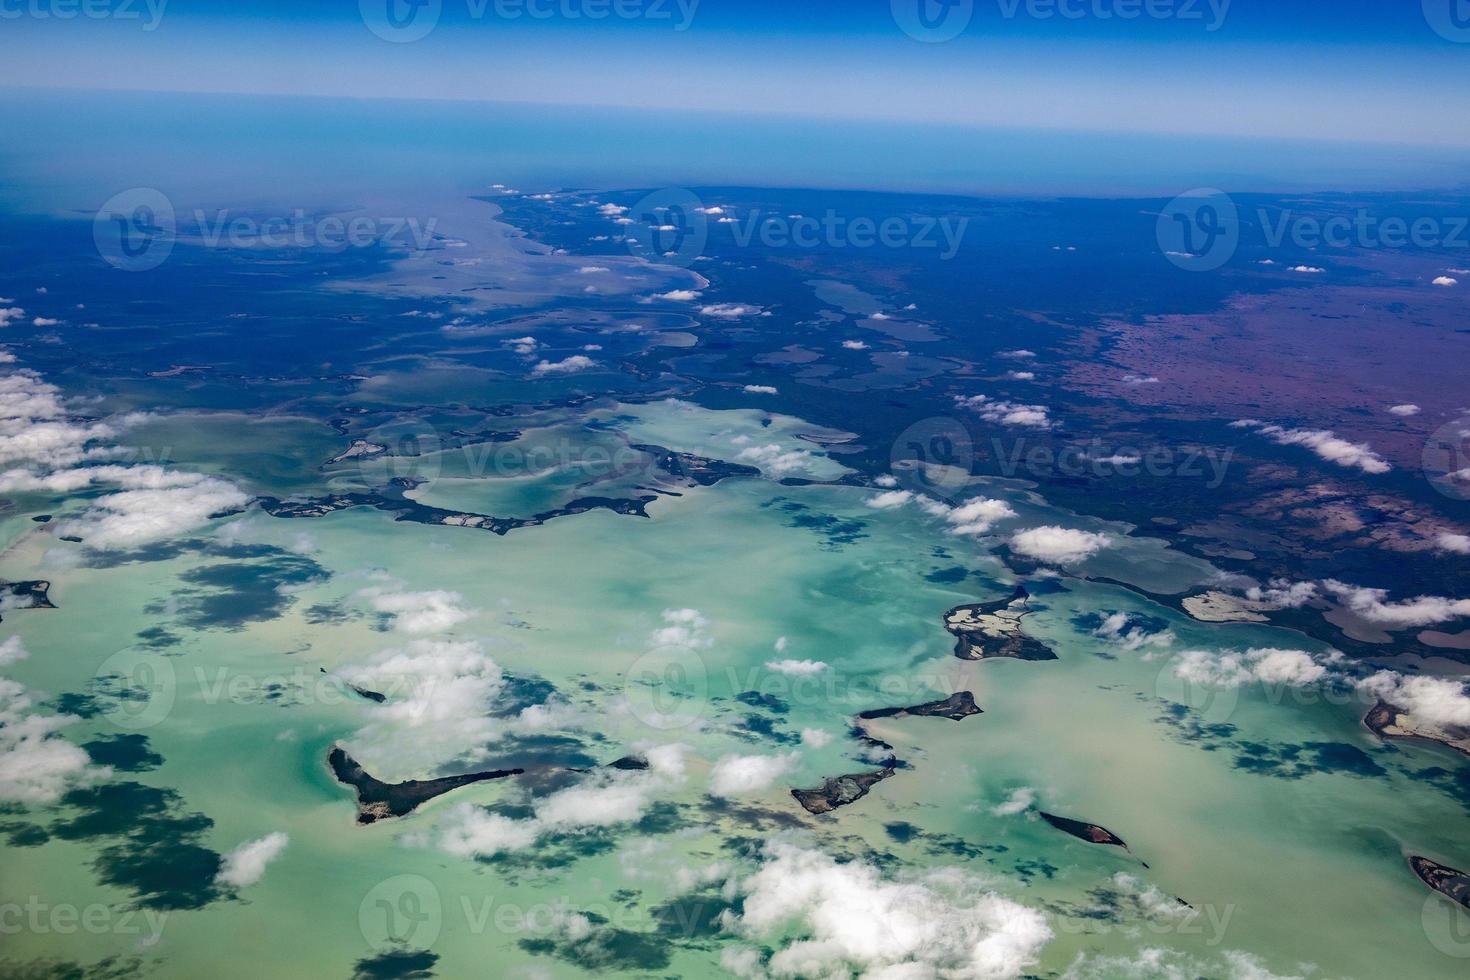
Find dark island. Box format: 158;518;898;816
791;768;896;815
943;586;1058;662
1364;701;1470;759
1410;855;1470;910
1039;811;1130;848
630;444;761;486
327;746;523;824
857;691;981;722
0;580;55;615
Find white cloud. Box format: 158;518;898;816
991;787;1036;816
1093;613;1175;652
215;832;289;889
722;842;1051;980
653;289;702;302
32;318;59;327
504;336;539;355
650;608;714;649
426;745;688;859
1172;647;1338;689
56;477;249;550
1007;371;1036;380
708;752;798;797
365;589;470;634
955;394;1052;429
1010;526;1111;565
0;308;26;327
1243;579;1317;608
1239;422;1390;474
944;497;1019;536
1359;671;1470;729
1323;580;1470;627
800;728;832;748
700;303;765;318
842;340;869;350
1436;533;1470;555
338;638;506;779
0;678;111;804
0;636;29;667
577;266;610;274
765;659;828;676
744;385;778;395
1387;404;1421;417
999;349;1036;359
864;489;913;510
1432;276;1458;287
532;355;596;376
734;443;817;477
1288;265;1325;274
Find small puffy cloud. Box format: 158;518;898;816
32;318;59;327
0;308;26;327
1359;671;1470;729
800;728;832;748
734;443;817;477
653;289;702;301
1092;613;1174;652
873;474;898;488
955;394;1052;429
1436;533;1470;555
425;745;688;859
504;336;539;355
56;477;249;550
577;266;610;274
723;841;1051;980
0;678;111;804
1387;404;1421;417
1432;276;1458;287
744;385;778;394
366;589;470;634
700;303;764;318
943;497;1018;536
991;787;1036;816
1288;265;1325;274
650;608;714;649
532;355;596;376
1323;580;1470;627
864;489;914;510
842;340;869;350
1236;422;1390;474
1243;579;1317;609
1010;526;1111;565
708;752;798;797
215;832;289;889
999;349;1036;359
1172;647;1338;689
1007;371;1036;381
0;636;29;667
765;659;828;676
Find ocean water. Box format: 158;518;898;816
1;90;1468;979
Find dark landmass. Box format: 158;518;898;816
944;587;1058;661
259;480;656;536
327;746;523;824
1364;700;1470;759
31;514;50;522
630;443;760;486
319;667;386;703
857;691;981;722
0;580;55;613
1040;811;1135;855
1410;855;1470;910
791;768;896;815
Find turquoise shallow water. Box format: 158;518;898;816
1;394;1467;978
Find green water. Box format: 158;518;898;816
2;398;1468;978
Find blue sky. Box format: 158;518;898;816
2;0;1469;146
